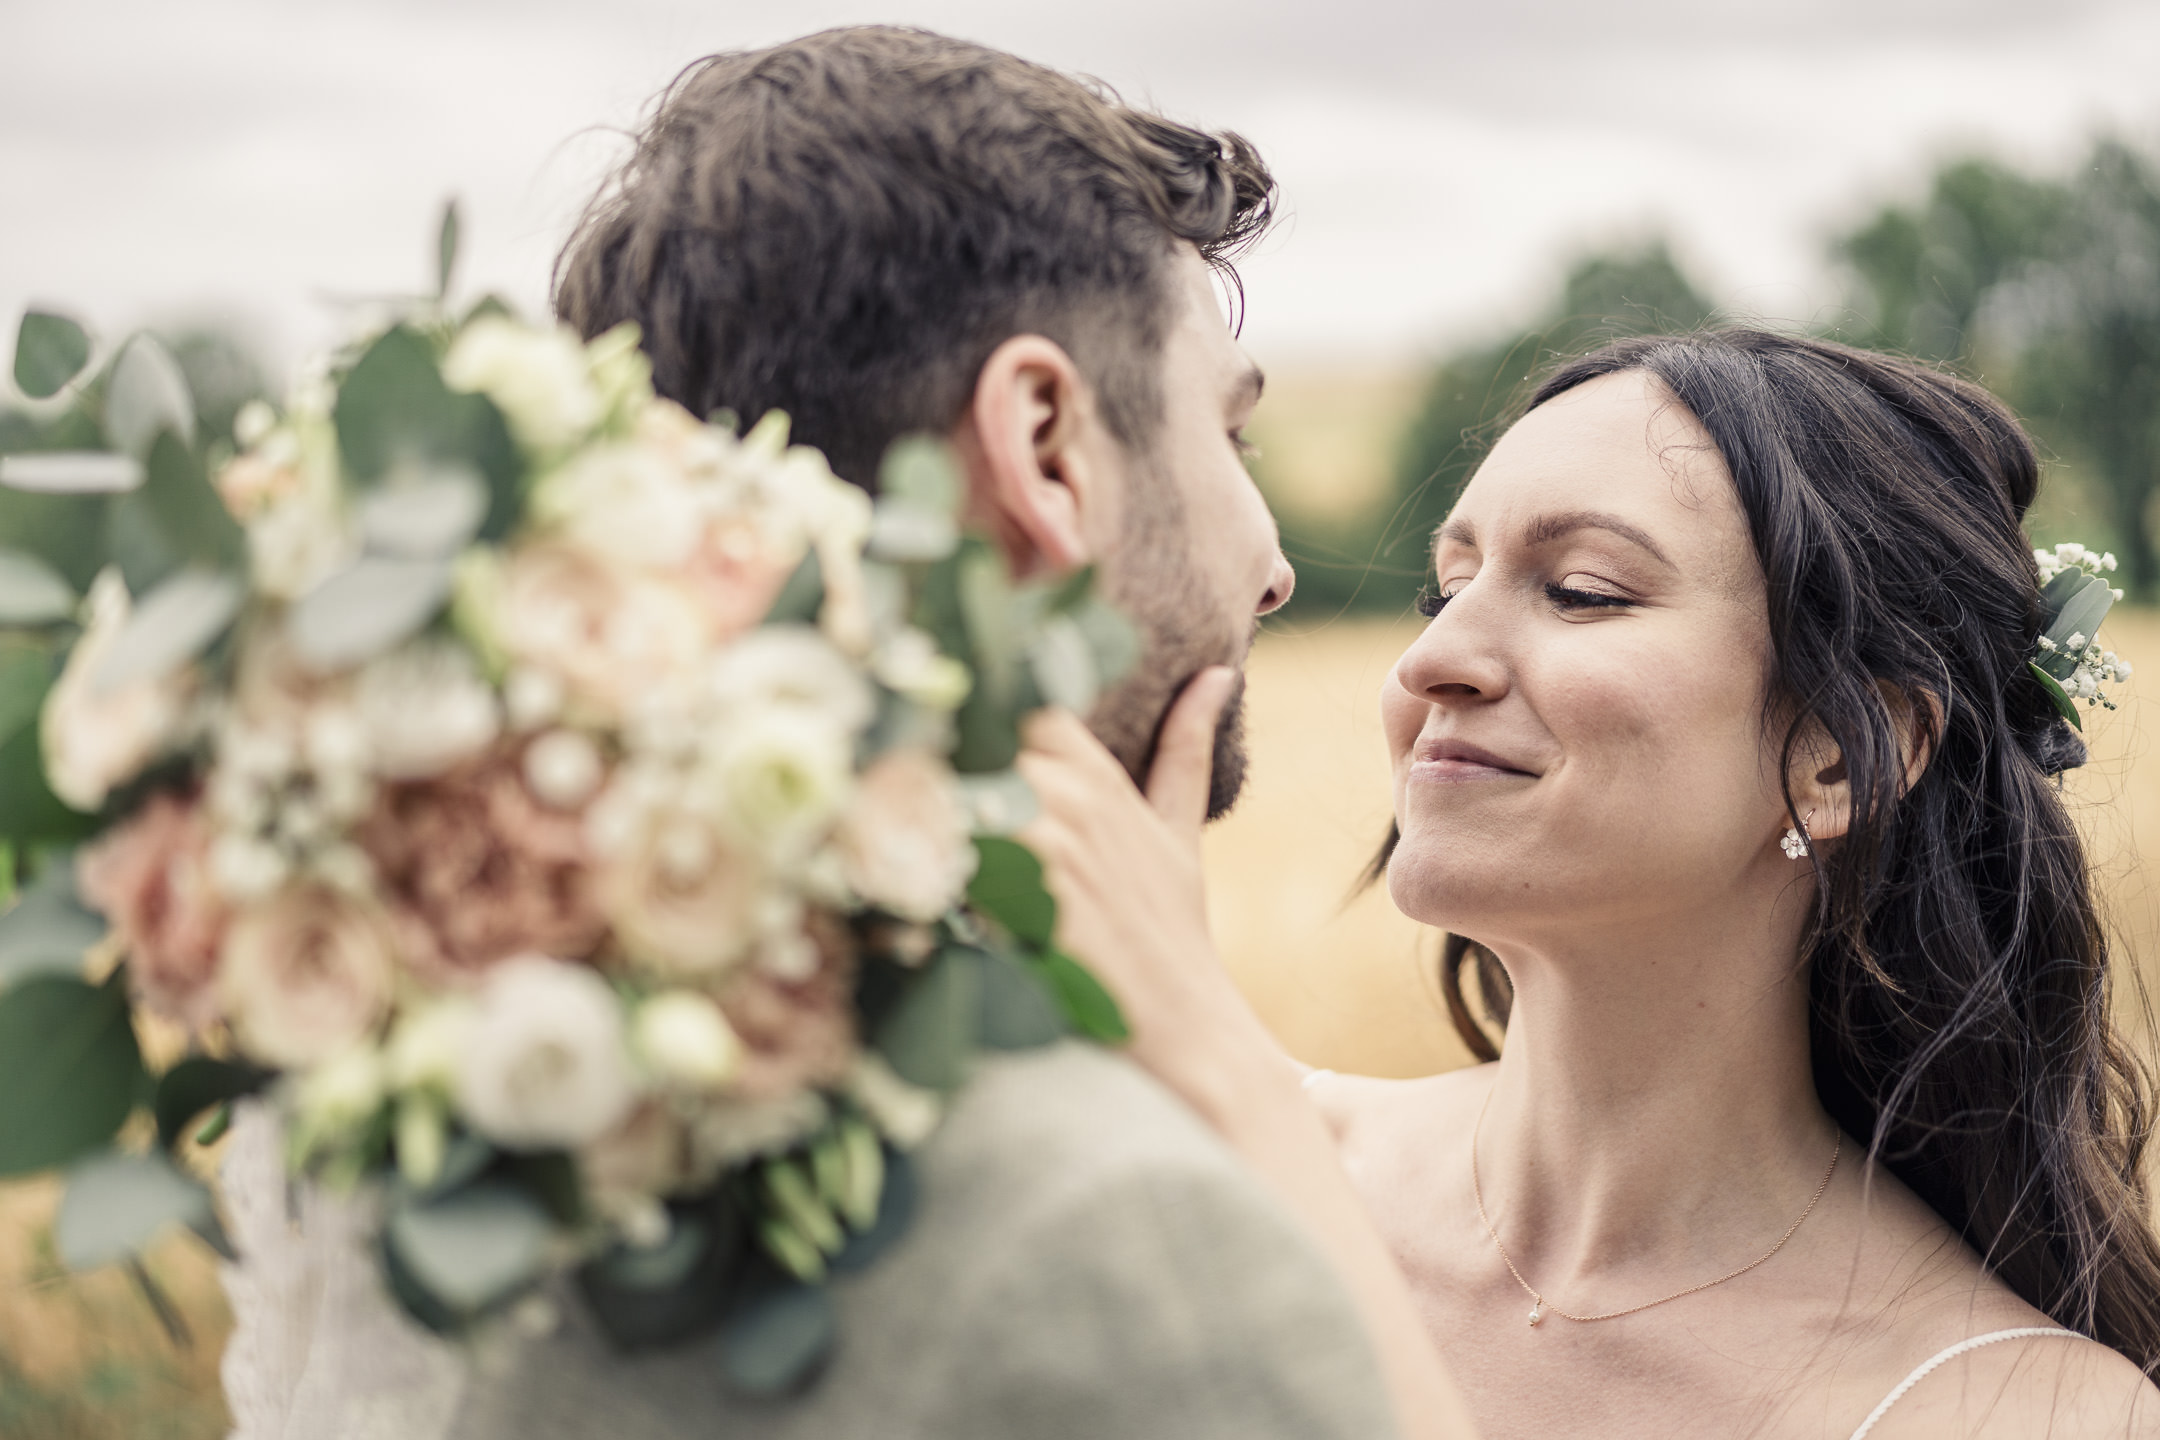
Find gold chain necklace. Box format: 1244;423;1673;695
1470;1088;1841;1328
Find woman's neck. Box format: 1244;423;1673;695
1471;889;1839;1301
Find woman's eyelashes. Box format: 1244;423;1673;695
1415;575;1634;617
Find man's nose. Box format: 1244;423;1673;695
1255;551;1295;616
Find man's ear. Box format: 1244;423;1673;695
1783;685;1938;848
947;335;1111;580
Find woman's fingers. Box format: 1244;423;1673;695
1145;667;1237;832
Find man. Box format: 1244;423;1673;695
449;23;1393;1440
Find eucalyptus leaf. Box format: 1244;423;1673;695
975;950;1065;1050
0;452;145;495
287;555;454;673
967;837;1056;949
334;326;519;538
2030;661;2083;729
1027;615;1099;712
717;1272;837;1399
876;436;962;516
0;644;49;751
153;1057;273;1151
357;470;489;558
0;857;105;987
866;501;958;563
385;1181;552;1316
760;549;823;626
871;946;979;1091
141;433;244;571
91;568;242;695
0;971;146;1176
14;311;92;399
0;550;76;626
956;770;1040;835
55;1148;220;1271
2040;569;2115;657
104;336;197;459
1069;596;1140;688
0;712;99;847
1037;950;1130;1044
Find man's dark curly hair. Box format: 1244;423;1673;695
554;25;1276;489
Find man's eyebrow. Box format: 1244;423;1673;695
1524;509;1673;565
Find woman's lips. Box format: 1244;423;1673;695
1409;738;1537;781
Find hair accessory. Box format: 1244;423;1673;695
2028;543;2133;731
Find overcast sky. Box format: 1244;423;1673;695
6;0;2159;378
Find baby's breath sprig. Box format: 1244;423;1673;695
2029;542;2133;727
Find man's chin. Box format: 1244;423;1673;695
1204;679;1249;821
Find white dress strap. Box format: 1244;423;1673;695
1847;1326;2086;1439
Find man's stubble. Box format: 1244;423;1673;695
1085;459;1254;822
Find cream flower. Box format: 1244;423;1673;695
591;790;767;976
492;541;707;723
452;955;638;1150
532;439;708;572
219;884;397;1068
442;318;601;453
633;990;743;1090
704;625;874;734
352;639;500;780
834;748;977;922
699;713;855;852
41;570;196;812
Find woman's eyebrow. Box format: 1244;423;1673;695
1523;509;1673;566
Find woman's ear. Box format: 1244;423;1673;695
1782;685;1939;850
947;334;1110;579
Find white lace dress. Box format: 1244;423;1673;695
217;1103;471;1440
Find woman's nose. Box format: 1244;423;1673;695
1392;579;1511;705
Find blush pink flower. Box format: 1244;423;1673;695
720;918;857;1100
76;791;230;1027
356;747;606;984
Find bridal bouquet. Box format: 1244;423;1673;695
0;219;1133;1391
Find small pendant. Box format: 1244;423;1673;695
1527;1300;1543;1327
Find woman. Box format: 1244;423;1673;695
1018;329;2160;1438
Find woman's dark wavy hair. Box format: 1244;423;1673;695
1422;328;2160;1369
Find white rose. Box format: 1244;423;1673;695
700;713;854;851
834;748;977;922
533;440;708;571
705;625;874;734
494;541;708;722
633;990;742;1090
219;885;397;1069
40;570;196;811
353;640;501;780
442;317;600;453
523;728;604;809
453;955;638;1149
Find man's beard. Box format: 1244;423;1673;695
1084;467;1254;821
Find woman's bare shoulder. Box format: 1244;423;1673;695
1872;1329;2160;1439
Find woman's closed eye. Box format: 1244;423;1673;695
1415;581;1468;618
1546;577;1634;611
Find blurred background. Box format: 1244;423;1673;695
7;0;2160;1433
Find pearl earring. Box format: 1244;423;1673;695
1780;810;1815;860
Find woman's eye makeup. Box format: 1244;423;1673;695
1414;582;1464;617
1545;579;1633;610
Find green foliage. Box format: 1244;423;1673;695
1835;139;2160;595
55;1149;226;1271
383;1182;552;1328
1280;242;1716;617
0;854;105;986
332;325;519;538
14;311;92;399
153;1057;272;1152
0;970;147;1176
437;199;462;302
717;1269;837;1398
0;548;78;625
872;946;981;1091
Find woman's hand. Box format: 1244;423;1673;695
1015;667;1286;1119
